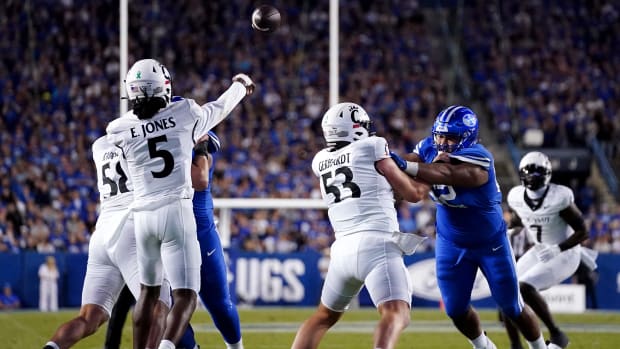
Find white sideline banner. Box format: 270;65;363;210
539;284;586;314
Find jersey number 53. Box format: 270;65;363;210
320;166;361;203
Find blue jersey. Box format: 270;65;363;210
413;137;505;247
194;152;217;237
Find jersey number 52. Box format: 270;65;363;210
101;162;129;198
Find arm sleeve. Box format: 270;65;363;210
105;119;125;147
448;147;491;170
373;137;391;161
192;82;247;142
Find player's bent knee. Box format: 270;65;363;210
444;304;468;319
80;304;109;331
317;303;343;326
378;300;410;326
500;303;522;319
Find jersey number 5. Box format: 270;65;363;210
321;166;361;203
148;135;174;178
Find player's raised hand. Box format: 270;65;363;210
232;73;255;96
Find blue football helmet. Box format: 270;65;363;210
431;105;479;153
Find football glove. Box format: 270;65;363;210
536;244;561;262
232;73;255;96
390;151;407;171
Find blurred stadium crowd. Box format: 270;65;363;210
0;0;619;255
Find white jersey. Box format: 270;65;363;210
507;183;574;245
92;136;134;212
106;83;246;210
311;136;398;238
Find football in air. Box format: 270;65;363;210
251;5;281;32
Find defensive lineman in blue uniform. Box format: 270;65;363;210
183;130;244;349
391;105;548;349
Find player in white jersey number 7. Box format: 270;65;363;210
291;102;430;349
506;151;592;349
106;58;254;349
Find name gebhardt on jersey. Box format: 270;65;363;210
130;116;177;138
318;152;351;172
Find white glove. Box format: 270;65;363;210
232;73;255;96
536;244;561;262
392;231;428;255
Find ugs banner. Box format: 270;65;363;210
226;251;493;307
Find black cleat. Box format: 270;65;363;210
549;330;570;348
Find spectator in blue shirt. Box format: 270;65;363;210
0;283;21;310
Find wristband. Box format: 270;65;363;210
404;161;419;177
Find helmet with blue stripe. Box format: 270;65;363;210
431;105;479;153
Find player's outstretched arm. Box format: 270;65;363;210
391;151;487;187
196;74;255;138
377;158;430;203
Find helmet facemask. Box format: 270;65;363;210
519;165;551;190
518;151;552;191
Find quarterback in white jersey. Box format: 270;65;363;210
106;58;254;349
292;103;429;349
505;151;590;349
42;136;171;349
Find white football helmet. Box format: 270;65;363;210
321;102;374;146
518;151;552;190
125;59;172;104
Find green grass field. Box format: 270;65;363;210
2;307;619;348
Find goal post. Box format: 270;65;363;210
213;198;327;247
